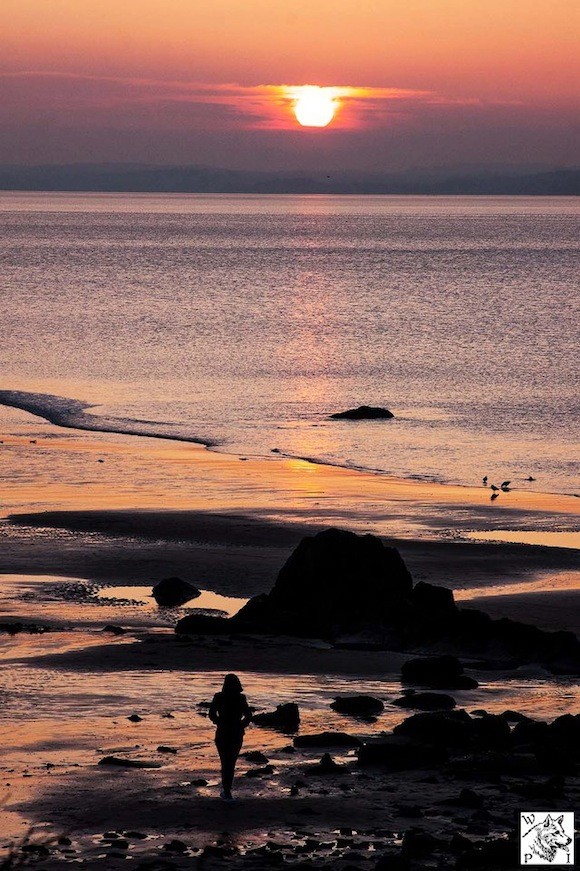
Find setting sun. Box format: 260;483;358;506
293;86;338;127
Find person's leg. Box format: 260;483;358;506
216;733;242;797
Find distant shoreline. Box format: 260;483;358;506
0;166;578;195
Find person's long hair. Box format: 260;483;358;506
222;673;243;695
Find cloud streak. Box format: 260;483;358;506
0;71;482;131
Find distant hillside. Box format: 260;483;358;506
0;164;578;195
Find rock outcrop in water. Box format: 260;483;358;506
330;405;394;420
152;576;200;607
253;703;300;733
175;527;580;674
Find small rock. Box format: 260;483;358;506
128;714;143;722
331;695;384;717
253;703;300;732
98;756;161;769
102;625;126;635
330;405;394;420
306;752;345;775
163;839;188;853
152;577;201;607
157;745;177;754
243;750;269;764
245;765;275;777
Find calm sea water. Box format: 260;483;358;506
1;192;578;493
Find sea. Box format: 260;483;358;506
1;192;578;493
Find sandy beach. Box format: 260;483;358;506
1;404;578;870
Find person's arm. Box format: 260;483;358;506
208;694;220;725
241;695;252;729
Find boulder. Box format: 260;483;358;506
171;527;580;674
548;713;580;745
253;703;300;733
175;613;231;635
357;736;447;769
245;765;275;778
102;624;126;635
331;695;384;717
330;405;394;420
238;528;413;638
499;709;531;723
305;752;345;775
412;581;456;614
401;655;479;690
243;751;269;764
393;691;456;711
471;712;511;749
511;719;550;746
394;710;474;746
152;577;200;607
294;731;362;748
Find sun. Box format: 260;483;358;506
293;87;338;128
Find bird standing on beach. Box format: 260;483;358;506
482;476;488;485
500;480;511;490
490;484;500;492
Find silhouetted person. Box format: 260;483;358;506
208;673;252;801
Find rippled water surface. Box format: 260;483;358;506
1;193;578;491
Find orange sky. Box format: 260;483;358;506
1;0;579;169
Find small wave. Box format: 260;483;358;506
0;389;213;446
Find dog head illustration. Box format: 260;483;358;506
531;814;572;861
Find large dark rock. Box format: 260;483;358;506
330;405;394;420
471;712;511;749
253;703;300;733
294;732;362;748
412;581;456;614
171;527;580;674
357;735;447;769
331;695;384;717
152;576;200;607
175;613;231;635
233;528;413;638
394;710;474;746
401;655;479;690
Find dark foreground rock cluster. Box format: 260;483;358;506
176;528;579;673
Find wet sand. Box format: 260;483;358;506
1;413;579;868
